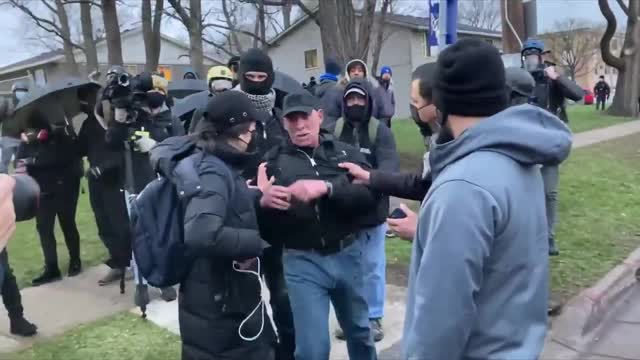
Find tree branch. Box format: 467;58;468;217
202;22;270;45
62;0;102;7
293;0;318;25
203;36;235;57
615;0;629;15
9;0;84;50
598;0;625;70
40;0;57;14
167;0;190;23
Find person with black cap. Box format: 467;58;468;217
505;67;536;106
328;78;399;342
402;38;573;360
233;48;294;360
258;91;378;360
594;75;610;111
150;91;275;360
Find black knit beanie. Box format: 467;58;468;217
239;48;274;95
433;39;507;117
325;57;341;76
202;91;258;136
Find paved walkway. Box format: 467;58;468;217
1;120;639;357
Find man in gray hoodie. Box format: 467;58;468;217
402;39;572;359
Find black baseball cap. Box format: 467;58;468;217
282;92;320;118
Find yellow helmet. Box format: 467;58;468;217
207;66;234;82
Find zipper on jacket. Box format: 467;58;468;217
296;149;325;247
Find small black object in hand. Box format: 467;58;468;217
388;207;407;219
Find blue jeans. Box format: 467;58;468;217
356;223;387;319
283;241;376;360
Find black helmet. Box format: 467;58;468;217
11;81;29;94
505;67;535;97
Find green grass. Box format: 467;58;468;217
7;313;181;360
391;105;635;167
9;178;105;289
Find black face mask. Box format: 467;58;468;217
345;104;367;121
239;130;258;154
240;74;274;95
410;104;434;137
147;92;166;109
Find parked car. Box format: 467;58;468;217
583;89;594;105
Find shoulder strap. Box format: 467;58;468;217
334;117;345;139
368;118;379;146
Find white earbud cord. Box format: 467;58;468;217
232;257;275;341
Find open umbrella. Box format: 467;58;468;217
172;90;213;119
168;79;208;99
273;71;305;95
5;78;100;138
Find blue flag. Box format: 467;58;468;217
428;0;439;47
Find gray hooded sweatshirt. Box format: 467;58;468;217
402;104;573;360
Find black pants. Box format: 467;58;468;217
0;251;24;319
596;96;607;111
379;117;392;128
35;177;81;268
88;178;131;269
262;245;295;360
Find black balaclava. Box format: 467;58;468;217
343;80;372;122
239;48;275;95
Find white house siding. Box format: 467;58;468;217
268;20;325;83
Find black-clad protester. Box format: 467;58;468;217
233;48;295;360
16;110;83;286
340;63;439;241
78;100;131;285
258;92;378;360
593;75;610;111
150;91;275;360
104;73;183;301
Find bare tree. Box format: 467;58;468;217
101;0;123;66
167;0;205;76
142;0;164;71
7;0;81;75
370;0;392;75
460;0;500;31
544;19;599;81
598;0;640;117
80;0;99;75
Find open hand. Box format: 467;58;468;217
259;177;291;210
288;180;328;203
339;162;370;185
386;203;418;242
544;66;560;80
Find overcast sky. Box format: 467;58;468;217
0;0;628;67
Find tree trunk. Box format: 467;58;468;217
80;0;98;75
101;0;123;66
318;0;343;64
336;0;357;60
370;0;391;75
142;0;163;71
282;0;292;28
355;0;376;61
258;0;267;50
222;0;243;54
54;0;79;75
500;0;525;54
188;0;204;76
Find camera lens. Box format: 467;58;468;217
118;73;130;87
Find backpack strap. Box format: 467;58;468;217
333;117;345;139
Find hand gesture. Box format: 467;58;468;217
544;66;560;80
339;162;370;185
259;176;291;211
288;180;328;203
0;175;16;252
386;203;418;242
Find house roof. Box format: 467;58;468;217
268;9;502;46
0;27;224;76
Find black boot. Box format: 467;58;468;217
9;316;37;337
31;266;62;286
68;258;82;277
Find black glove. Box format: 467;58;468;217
86;167;102;180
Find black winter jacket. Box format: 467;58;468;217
244;107;287;180
150;136;274;360
77;114;122;187
258;131;380;252
532;74;584;123
105;108;184;193
15;112;82;193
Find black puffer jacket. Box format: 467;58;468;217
243;107;287;180
150;136;275;360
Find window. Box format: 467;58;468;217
304;49;318;69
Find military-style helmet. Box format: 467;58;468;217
207;66;234;82
521;38;545;55
11;81;29;94
505;67;535;97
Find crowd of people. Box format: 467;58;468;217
0;36;586;360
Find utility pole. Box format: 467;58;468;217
523;0;537;39
500;0;526;54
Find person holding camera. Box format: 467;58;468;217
522;38;583;256
104;72;183;300
16;110;83;286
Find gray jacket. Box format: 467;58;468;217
374;80;395;118
403;104;573;360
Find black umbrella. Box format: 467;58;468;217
5;78;100;138
172;90;213;119
273;71;305;95
168;79;208;99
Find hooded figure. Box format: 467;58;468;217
325;59;382;125
375;65;396;127
505;67;535;106
403;39;572;360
